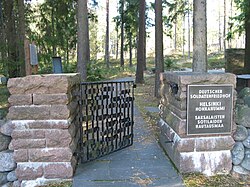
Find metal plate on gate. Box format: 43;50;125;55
79;81;135;162
187;84;233;135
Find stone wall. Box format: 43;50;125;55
158;72;236;176
6;74;81;186
232;87;250;178
0;119;17;186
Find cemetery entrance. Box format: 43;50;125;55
79;81;135;162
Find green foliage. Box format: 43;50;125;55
162;0;191;37
0;84;9;118
227;0;250;40
123;0;139;51
207;53;225;69
164;57;176;68
87;62;105;81
28;0;77;71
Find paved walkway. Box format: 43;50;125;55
73;106;184;187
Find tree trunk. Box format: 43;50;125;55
116;28;119;60
0;0;6;71
120;0;124;68
51;4;56;56
143;29;146;70
187;0;191;59
244;12;250;73
223;0;226;52
183;14;185;57
86;13;90;62
5;0;18;77
174;22;177;51
77;0;88;80
135;0;145;84
129;33;132;67
192;0;207;72
218;3;222;52
228;0;233;48
17;0;25;76
105;0;110;68
154;0;164;98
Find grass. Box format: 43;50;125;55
183;173;248;187
37;181;72;187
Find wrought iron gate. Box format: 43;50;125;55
79;80;135;162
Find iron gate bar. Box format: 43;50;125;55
79;80;135;162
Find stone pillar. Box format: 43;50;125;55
158;72;236;176
6;74;80;186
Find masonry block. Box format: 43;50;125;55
45;129;72;148
16;163;43;180
28;148;72;162
11;130;45;139
7;106;50;120
14;149;28;162
44;163;73;179
8;94;32;106
7;74;80;95
33;94;69;105
11;139;46;149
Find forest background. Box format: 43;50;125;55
0;0;248;81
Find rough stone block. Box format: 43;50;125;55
7;106;50;120
44;163;73;179
158;131;180;168
45;130;71;147
235;105;250;128
195;136;235;152
12;130;45;139
11;120;70;130
161;72;236;88
168;104;187;119
50;105;70;119
160;108;186;136
23;120;70;129
11;139;45;149
33;94;68;105
67;101;78;113
14;149;28;162
7;74;80;95
241;148;250;170
0;120;14;136
13;180;21;187
177;138;195;152
233;125;248;141
168;96;187;111
0;150;16;172
8;94;32;106
29;148;72;162
16;163;43;180
0;172;8;185
7;170;17;182
0;133;11;152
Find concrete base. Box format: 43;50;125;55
158;119;234;176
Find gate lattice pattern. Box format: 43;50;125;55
79;81;135;162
